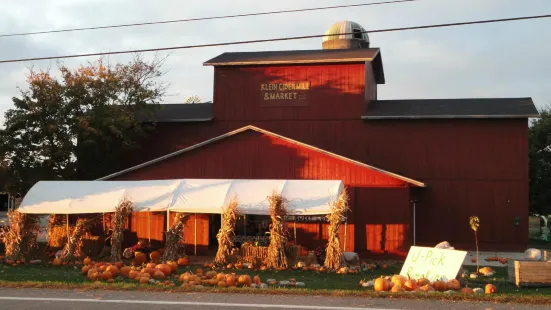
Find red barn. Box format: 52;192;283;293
101;21;539;257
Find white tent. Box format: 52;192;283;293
18;179;344;215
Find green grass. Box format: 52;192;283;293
1;263;551;304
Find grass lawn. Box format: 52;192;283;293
1;263;551;304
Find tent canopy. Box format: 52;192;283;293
18;179;344;215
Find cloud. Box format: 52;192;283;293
0;0;550;127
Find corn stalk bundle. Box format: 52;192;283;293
162;212;188;262
47;215;67;248
324;189;349;270
0;210;25;261
214;197;239;265
265;191;288;269
62;218;87;262
110;199;133;262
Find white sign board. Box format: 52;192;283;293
400;246;467;281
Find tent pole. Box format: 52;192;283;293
344;218;347;252
194;214;197;256
66;214;70;240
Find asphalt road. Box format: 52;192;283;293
0;288;546;310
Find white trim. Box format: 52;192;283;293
98;125;426;187
203;57;374;66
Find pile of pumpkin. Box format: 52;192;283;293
364;275;497;295
81;256;180;285
178;268;305;289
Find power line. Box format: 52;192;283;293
0;0;416;38
0;13;550;64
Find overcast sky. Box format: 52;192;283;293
0;0;550;126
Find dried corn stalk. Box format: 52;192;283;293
110;199;133;262
265;191;288;269
324;189;349;270
214;197;239;265
62;218;87;262
47;215;67;248
0;210;25;261
163;212;188;262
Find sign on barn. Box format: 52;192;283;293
260;81;310;107
399;246;467;281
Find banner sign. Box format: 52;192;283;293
399;246;467;281
283;215;345;223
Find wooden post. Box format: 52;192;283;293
194;214;197;256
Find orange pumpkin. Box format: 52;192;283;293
89;272;99;281
391;285;405;293
461;287;473;294
216;273;225;282
150;251;161;263
102;271;113;280
447;279;461;291
391;275;406;287
177;257;189;266
206;271;217;279
253;275;261;285
374;278;390;292
157;264;172;276
83;257;92;265
52;258;62;266
146;263;156;269
134;252;146;265
99;265;108;272
238;275;252;286
419;284;435;292
87;268;97;279
403;279;417;291
195;268;204;276
106;265;119;276
82;265;91;275
225;274;236;287
485;284;497;294
120;266;131;278
139;277;150;284
143;267;156;276
217;281;227;288
433;280;448;292
167;261;178;273
154;270;166;280
417;278;430;287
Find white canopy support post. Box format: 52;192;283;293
148;212;151;242
344;218;347;252
66;214;70;240
194;214;197;256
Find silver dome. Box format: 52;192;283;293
322;21;369;44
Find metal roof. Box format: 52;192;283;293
204;48;385;84
137;103;213;122
362;98;539;120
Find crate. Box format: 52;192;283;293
508;259;551;287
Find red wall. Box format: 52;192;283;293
113;129;412;256
118;62;529;252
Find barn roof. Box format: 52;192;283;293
204;48;385;84
136;103;213;122
362;98;539;119
98;125;426;187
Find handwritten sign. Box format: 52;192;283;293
400;246;467;281
260;81;310;107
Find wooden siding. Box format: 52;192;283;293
112;129;411;255
213;64;368;121
115;61;529;252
